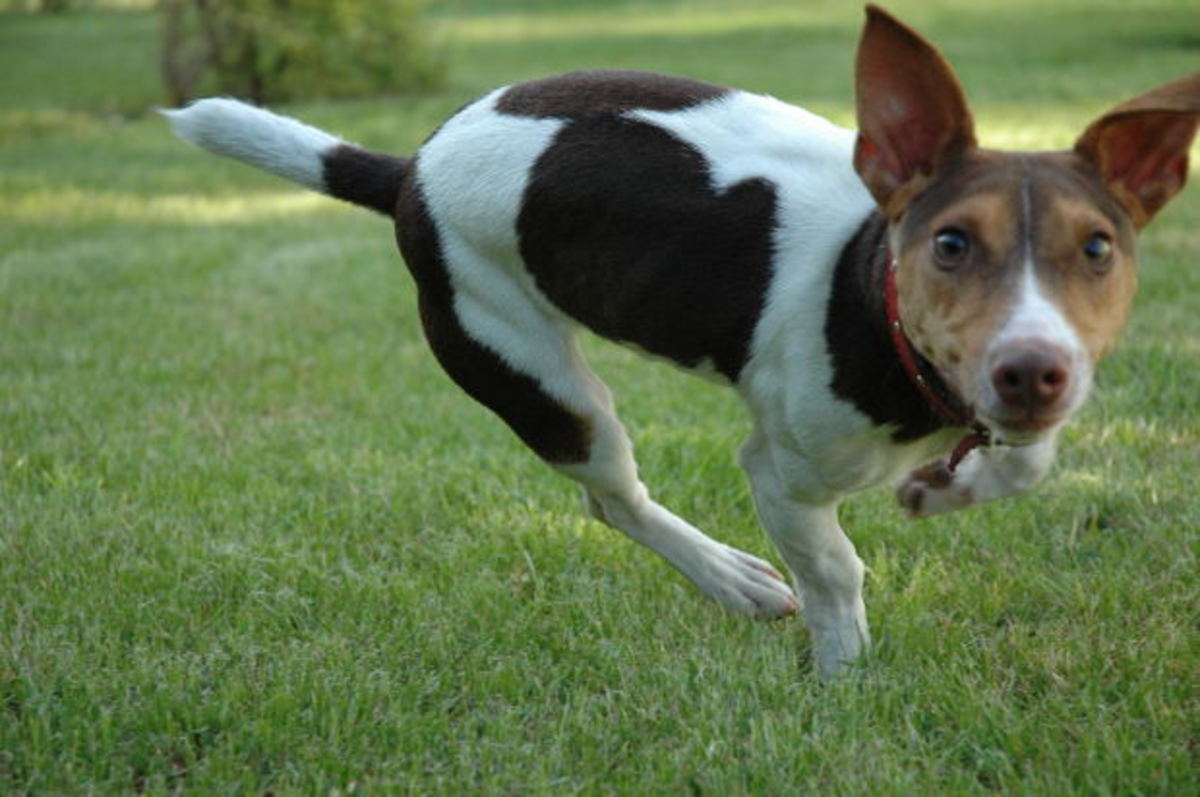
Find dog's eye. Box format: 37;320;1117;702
933;227;970;268
1083;232;1113;269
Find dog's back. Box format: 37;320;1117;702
412;70;873;384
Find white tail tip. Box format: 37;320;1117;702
162;98;343;192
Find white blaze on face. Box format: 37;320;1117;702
978;182;1092;435
990;268;1086;358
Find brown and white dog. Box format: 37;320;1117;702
165;6;1199;676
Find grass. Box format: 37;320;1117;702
1;0;1197;792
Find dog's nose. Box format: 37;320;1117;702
991;347;1070;411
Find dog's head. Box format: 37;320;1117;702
852;5;1200;445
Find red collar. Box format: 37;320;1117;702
883;252;989;471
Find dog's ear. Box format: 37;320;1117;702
853;5;976;218
1074;72;1200;228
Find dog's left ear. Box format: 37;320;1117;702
853;5;976;218
1074;72;1200;228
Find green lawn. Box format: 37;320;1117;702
2;0;1197;792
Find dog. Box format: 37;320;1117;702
165;5;1199;677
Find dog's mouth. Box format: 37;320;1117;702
980;413;1067;446
951;352;1093;447
943;369;1072;446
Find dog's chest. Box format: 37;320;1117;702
413;75;877;385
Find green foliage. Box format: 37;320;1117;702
0;0;150;11
161;0;445;105
1;0;69;11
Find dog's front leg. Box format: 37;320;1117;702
897;434;1059;517
741;434;869;678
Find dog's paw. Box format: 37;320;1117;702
697;545;799;620
810;618;870;679
897;460;974;517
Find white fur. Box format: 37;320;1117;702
163;98;342;192
981;264;1092;430
993;268;1083;352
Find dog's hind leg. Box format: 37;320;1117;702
428;293;795;618
556;391;798;620
409;278;793;618
397;177;795;619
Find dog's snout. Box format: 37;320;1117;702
990;346;1070;411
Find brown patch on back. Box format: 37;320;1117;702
496;69;728;118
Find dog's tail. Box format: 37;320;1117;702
162;98;406;216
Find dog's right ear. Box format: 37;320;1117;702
853;5;976;218
1073;72;1200;229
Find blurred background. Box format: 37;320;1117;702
3;0;1197;118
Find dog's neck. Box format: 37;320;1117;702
825;212;975;443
